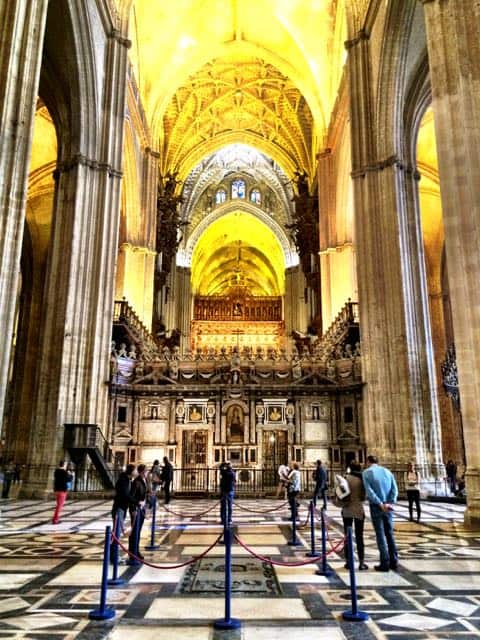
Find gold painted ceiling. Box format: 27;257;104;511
190;211;285;297
127;0;347;181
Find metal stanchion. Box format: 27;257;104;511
108;516;125;586
145;495;160;551
213;520;241;630
126;510;142;567
288;495;302;546
315;507;333;576
89;526;116;620
342;526;369;621
306;500;320;557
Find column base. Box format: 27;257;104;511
463;468;480;527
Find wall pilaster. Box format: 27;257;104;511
347;29;435;475
0;1;49;434
421;0;480;522
24;30;130;493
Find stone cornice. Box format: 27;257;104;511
54;154;123;180
145;147;161;159
316;148;332;161
344;29;370;50
319;241;354;256
351;155;421;180
119;242;156;256
108;29;132;49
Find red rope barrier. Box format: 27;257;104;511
234;501;290;514
233;532;346;567
158;501;220;518
111;531;223;570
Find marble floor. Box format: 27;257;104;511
0;495;477;639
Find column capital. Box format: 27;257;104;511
316;148;332;160
108;29;132;49
54;154;123;180
145;147;161;159
344;29;370;50
351;155;420;180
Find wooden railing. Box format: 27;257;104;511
193;296;282;322
113;299;159;356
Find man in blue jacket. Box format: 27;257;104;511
363;454;398;571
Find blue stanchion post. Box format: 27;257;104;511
306;500;320;557
213;519;241;630
89;526;116;620
126;510;142;567
108;516;125;586
315;507;333;576
288;496;302;546
342;526;369;621
145;494;160;551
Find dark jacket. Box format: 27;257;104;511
220;467;236;493
112;472;137;514
54;468;72;492
129;475;147;513
314;464;327;490
161;462;174;484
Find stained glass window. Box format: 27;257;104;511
250;188;261;205
231;179;246;199
215;188;227;204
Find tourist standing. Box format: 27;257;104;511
340;461;368;570
363;454;398;572
405;462;421;522
287;462;301;521
1;459;15;499
446;459;457;494
149;459;162;492
129;464;148;559
161;456;174;504
52;460;73;524
219;461;236;526
111;463;137;562
276;463;289;499
313;459;328;510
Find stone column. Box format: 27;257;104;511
347;29;433;475
421;0;480;523
24;30;130;493
318;148;336;326
0;1;49;432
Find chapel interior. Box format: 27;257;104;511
0;0;477;517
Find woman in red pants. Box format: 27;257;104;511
52;460;72;524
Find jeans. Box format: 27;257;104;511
406;490;421;520
288;490;299;520
164;481;171;504
110;507;126;562
314;486;327;510
369;504;398;568
221;491;234;527
128;508;145;557
342;516;365;564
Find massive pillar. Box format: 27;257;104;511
0;1;49;435
421;0;480;522
347;25;435;476
24;29;130;493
